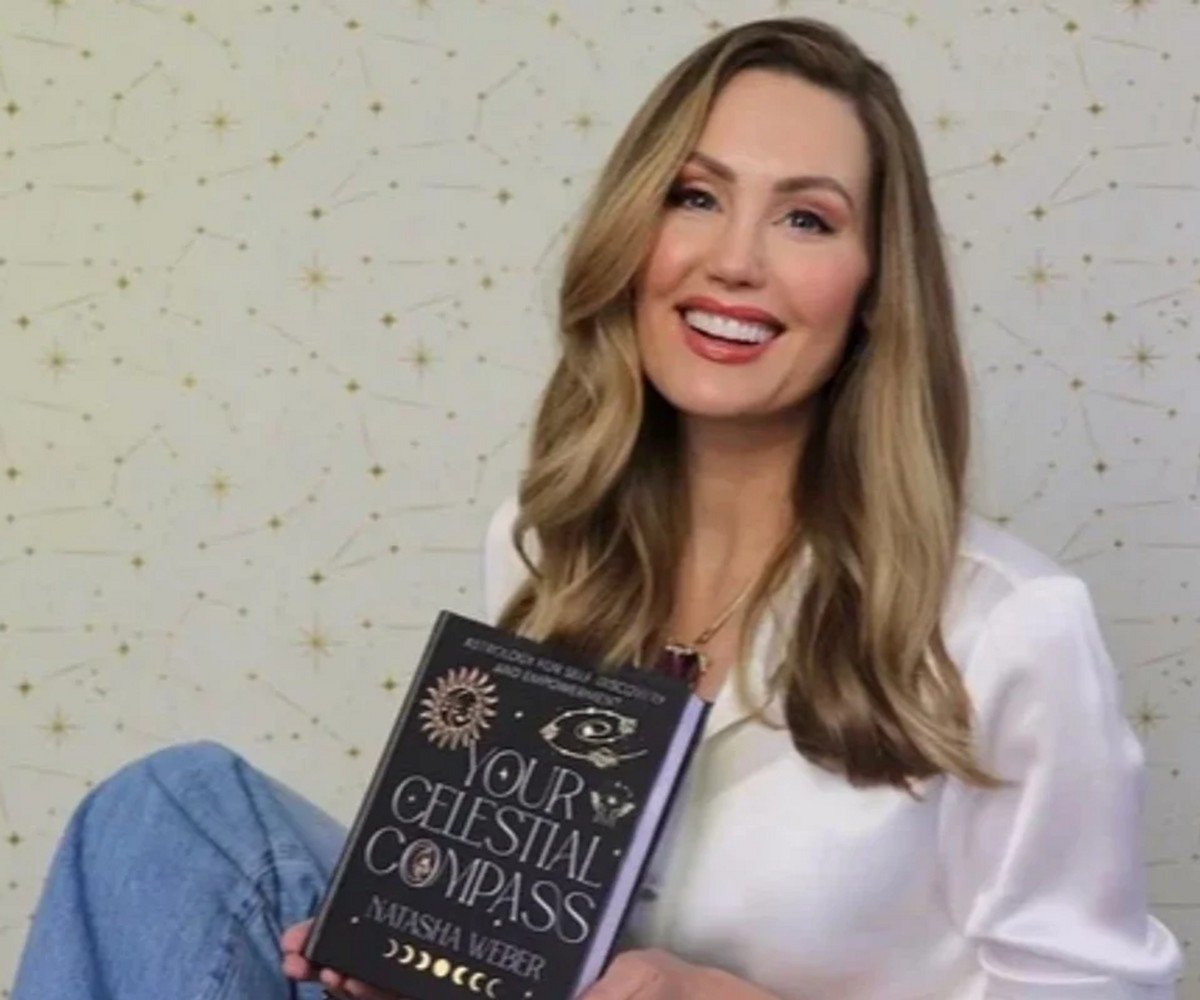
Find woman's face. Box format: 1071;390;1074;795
633;69;873;426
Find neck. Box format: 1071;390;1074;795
678;409;808;595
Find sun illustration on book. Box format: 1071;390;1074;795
418;666;499;750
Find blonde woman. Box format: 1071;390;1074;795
14;16;1182;1000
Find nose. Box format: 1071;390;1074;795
706;214;767;288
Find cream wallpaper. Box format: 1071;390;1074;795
1;0;1197;993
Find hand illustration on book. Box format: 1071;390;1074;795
296;611;711;1000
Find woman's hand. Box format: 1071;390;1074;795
279;919;413;1000
579;948;718;1000
579;948;783;1000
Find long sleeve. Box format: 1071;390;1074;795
937;575;1183;999
481;495;527;624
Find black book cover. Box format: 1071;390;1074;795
303;610;710;1000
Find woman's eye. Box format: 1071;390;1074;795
785;209;833;234
666;184;714;210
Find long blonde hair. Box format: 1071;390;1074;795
497;17;1001;792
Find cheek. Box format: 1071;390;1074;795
636;224;691;300
781;249;870;327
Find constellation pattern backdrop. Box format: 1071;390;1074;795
0;0;1197;993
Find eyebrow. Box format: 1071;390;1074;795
684;150;856;213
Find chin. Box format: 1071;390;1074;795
647;379;785;423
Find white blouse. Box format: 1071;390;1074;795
481;496;1183;1000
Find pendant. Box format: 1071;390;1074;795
655;641;707;689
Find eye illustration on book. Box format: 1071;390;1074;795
589;780;637;827
538;706;648;769
418;666;500;750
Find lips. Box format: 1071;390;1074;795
674;309;776;365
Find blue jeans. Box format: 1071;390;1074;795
12;741;347;1000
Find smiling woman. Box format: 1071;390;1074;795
638;71;871;414
10;13;1184;1000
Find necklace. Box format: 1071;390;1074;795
654;577;755;690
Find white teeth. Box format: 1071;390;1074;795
682;308;777;345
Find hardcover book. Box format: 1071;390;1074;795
303;610;710;1000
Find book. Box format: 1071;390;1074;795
303;610;711;1000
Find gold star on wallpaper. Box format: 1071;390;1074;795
207;472;232;500
298;622;339;669
1123;340;1163;376
41;709;78;747
405;342;434;373
299;257;337;298
570;112;596;133
42;347;75;377
203;104;238;135
1131;695;1166;737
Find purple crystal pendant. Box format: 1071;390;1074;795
654;642;707;689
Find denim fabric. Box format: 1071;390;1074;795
12;741;348;1000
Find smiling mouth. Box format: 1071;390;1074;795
677;307;782;345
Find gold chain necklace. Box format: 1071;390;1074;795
655;577;756;689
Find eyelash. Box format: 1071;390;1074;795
665;183;834;235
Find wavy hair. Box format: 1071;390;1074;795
497;17;1001;792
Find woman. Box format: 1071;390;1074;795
13;16;1182;1000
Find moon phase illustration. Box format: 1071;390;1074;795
415;949;432;971
382;938;399;959
397;943;415;965
452;964;469;986
468;971;487;992
485;977;501;998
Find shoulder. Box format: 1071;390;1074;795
945;514;1122;725
945;512;1086;633
482;495;530;623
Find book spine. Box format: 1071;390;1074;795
570;695;712;997
301;609;453;964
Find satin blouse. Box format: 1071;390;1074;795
481;496;1183;1000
